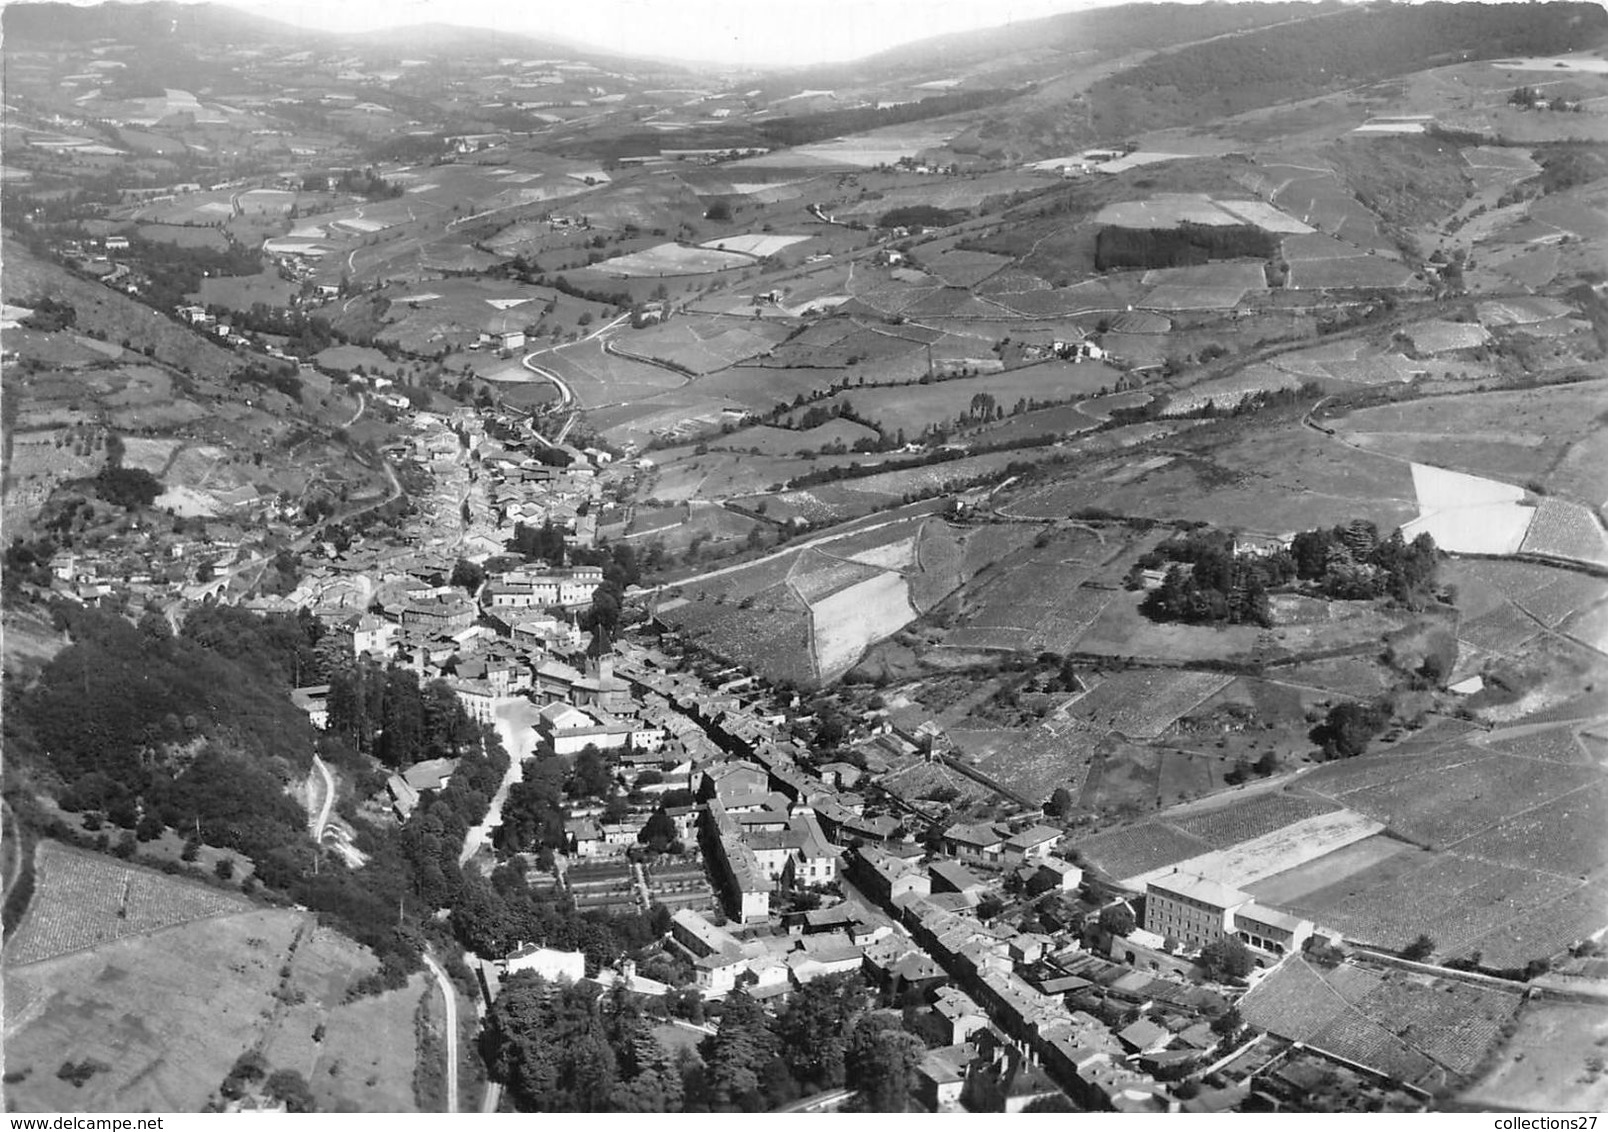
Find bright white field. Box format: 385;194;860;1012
1411;463;1525;510
1491;55;1608;73
1124;809;1385;890
699;233;812;257
1212;200;1314;234
594;243;752;277
837;536;918;571
1404;507;1535;555
1095;195;1243;227
811;571;915;680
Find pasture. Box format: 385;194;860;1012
698;233;811;257
1462;999;1608;1112
135;223;229;250
1335;380;1608;493
615;316;786;375
785;361;1124;435
4;905;301;1111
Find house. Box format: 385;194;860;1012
1034;858;1084;893
917;1046;972;1110
932;986;989;1045
496;330;526;352
1004;825;1063;862
290;684;330;730
345;612;398;658
1116;1017;1171;1055
929;860;989;903
941;822;1007;864
1231;901;1315;956
567;818;603;858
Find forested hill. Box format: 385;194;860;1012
1085;1;1608;135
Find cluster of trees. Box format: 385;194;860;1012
877;205;965;231
1094;223;1278;271
215;302;340;358
238;362;304;401
1136;527;1291;628
92;464;162;510
324;659;480;769
1312;697;1393;760
486;973;927;1113
302;168;405;199
20;296;76;331
1289;521;1440;604
1136;520;1441;628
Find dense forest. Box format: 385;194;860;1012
755;87;1023;149
1086;2;1608;136
1095;224;1278;271
485;971;932;1112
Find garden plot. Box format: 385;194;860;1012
1458;603;1542;655
1476;296;1577;327
1094;195;1245;227
1073;822;1214;884
1062;670;1234;740
1166;791;1341;849
593;243;753;277
1211;199;1313;233
1468;778;1608;878
1341;754;1601;850
1485;726;1594;765
698;233;811;257
1141;262;1267;288
1288;256;1418;289
969;724;1101;805
1141;284;1249;310
1124;808;1384;890
1518;497;1608;568
1306;855;1579;957
1463;879;1608;971
6;842;251;966
1402;319;1490;354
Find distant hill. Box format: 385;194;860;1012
2;1;677;70
1083;0;1608;137
1;1;302;46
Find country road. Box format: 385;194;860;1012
422;953;459;1114
310;754;335;842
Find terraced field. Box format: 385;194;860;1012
6;843;251;966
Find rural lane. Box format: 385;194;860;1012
458;697;542;867
310;754;336;843
422;953;459;1113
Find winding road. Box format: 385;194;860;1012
422;953;459;1113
